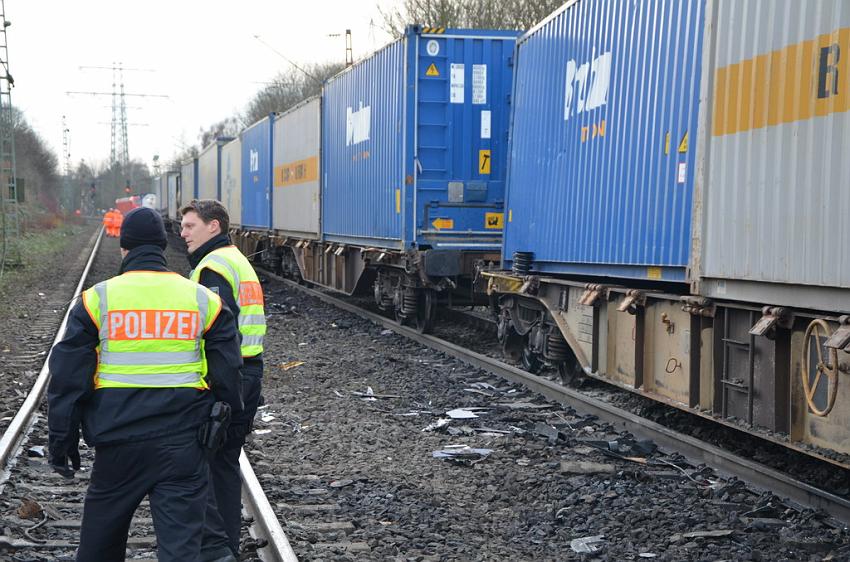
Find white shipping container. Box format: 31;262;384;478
179;159;196;213
693;0;850;313
167;172;179;220
272;97;321;239
221;138;242;227
197;142;220;201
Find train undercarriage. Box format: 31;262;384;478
482;269;850;459
232;229;496;333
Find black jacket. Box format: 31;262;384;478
187;234;263;374
47;245;244;453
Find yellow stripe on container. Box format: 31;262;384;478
274;156;318;188
713;26;850;136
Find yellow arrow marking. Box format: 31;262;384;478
432;218;454;230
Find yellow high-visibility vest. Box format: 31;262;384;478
81;271;223;389
190;245;266;357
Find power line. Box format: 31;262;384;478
253;35;322;86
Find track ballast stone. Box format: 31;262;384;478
250;281;850;561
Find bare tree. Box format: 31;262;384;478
243;62;345;125
378;0;564;35
198;116;243;149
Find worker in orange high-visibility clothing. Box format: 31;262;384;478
109;209;119;237
102;210;114;237
113;209;124;237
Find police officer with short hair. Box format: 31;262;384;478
180;199;265;557
47;207;243;562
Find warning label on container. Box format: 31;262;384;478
678;131;689;153
485;212;503;229
426;63;439;77
480;110;491;139
479;149;491;174
472;64;487;104
450;63;464;104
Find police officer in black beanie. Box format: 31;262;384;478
47;207;243;562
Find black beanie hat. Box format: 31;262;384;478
120;207;168;250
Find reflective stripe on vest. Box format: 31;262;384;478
82;271;222;389
190;246;266;357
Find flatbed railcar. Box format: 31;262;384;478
483;0;850;458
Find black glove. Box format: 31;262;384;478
49;431;81;479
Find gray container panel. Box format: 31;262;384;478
272;97;321;239
179;161;195;211
697;0;850;309
167;173;179;220
198;143;219;200
221;138;242;227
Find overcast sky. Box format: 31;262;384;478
10;0;394;174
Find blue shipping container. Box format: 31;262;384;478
241;116;274;229
503;0;705;282
322;25;519;250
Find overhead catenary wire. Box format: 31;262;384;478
252;35;323;87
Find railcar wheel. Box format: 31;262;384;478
557;360;582;386
802;319;839;417
498;310;523;362
394;303;407;326
521;344;543;374
413;289;436;334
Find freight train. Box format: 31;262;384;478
150;3;850;460
154;25;519;333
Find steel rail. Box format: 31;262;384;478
271;272;850;524
240;451;299;562
0;228;298;561
0;226;104;469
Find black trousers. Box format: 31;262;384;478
76;429;208;562
202;362;263;556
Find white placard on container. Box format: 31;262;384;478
472;64;487;104
450;63;465;104
481;110;491;139
677;162;687;184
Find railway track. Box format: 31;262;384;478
0;229;297;562
266;270;850;526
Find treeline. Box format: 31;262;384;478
10;107;61;211
168;62;344;170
